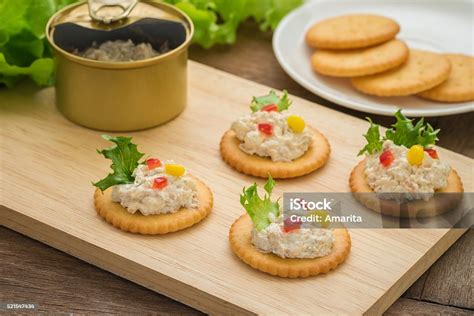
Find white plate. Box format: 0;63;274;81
273;0;474;117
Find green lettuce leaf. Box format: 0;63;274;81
246;0;303;31
93;135;145;192
0;1;29;46
1;29;46;67
0;0;78;87
250;90;291;112
0;53;54;87
164;0;302;48
24;0;57;38
240;175;280;231
358;110;440;156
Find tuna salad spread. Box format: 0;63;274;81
112;160;198;215
93;135;197;215
231;90;313;162
75;40;169;62
358;110;450;201
240;176;334;259
365;140;450;201
251;214;334;259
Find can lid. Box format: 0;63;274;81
49;0;189;31
88;0;138;24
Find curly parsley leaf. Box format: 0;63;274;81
240;175;280;231
358;117;383;156
93;135;144;191
385;110;439;148
250;90;292;112
358;110;440;155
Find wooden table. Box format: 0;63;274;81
1;21;473;315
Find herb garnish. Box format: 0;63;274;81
250;90;291;112
93;135;144;191
358;110;439;156
240;175;280;231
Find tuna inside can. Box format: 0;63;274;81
52;17;187;62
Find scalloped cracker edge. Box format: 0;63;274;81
229;214;351;278
305;14;400;49
220;127;330;179
351;50;451;96
418;54;474;102
311;39;409;77
94;176;213;234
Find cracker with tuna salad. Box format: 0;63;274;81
93;135;212;234
229;176;351;278
220;90;330;179
350;111;463;218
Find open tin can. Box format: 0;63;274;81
46;0;194;131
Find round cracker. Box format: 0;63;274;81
418;54;474;102
351;50;451;96
229;214;351;278
349;159;464;218
94;176;213;234
311;39;409;77
220;127;330;179
306;14;400;49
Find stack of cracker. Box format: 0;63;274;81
306;14;474;103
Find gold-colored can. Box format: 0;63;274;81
46;0;194;131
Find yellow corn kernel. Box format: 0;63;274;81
165;164;186;177
287;115;306;133
407;145;424;166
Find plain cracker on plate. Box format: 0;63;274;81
351;49;451;96
349;159;464;218
94;176;213;234
311;39;409;77
220;127;330;179
418;54;474;102
306;14;400;49
229;214;351;278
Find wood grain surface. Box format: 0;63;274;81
1;21;473;315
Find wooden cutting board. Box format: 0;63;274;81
0;61;471;315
